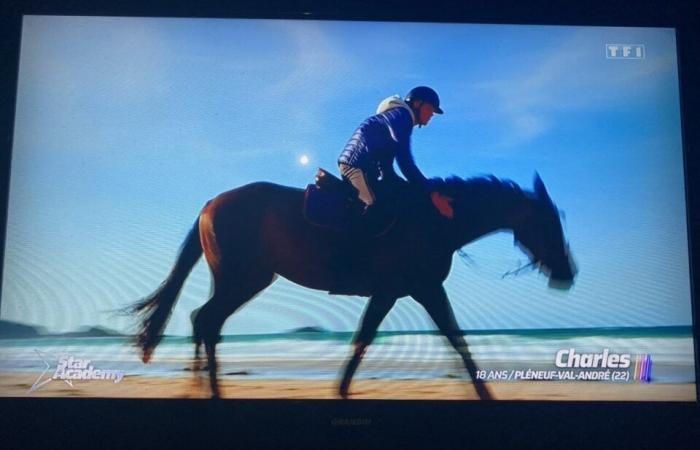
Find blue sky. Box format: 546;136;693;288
0;16;691;335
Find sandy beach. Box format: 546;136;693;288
1;373;695;401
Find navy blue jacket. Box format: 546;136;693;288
338;106;428;186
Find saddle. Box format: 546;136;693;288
303;168;396;236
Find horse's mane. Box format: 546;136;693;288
430;175;528;204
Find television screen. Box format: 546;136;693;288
0;15;695;403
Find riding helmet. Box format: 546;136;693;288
404;86;443;114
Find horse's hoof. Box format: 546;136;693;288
475;384;493;401
210;383;222;399
339;384;350;400
478;392;492;401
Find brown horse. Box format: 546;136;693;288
131;173;576;399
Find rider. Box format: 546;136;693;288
338;86;454;233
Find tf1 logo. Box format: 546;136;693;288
606;44;645;59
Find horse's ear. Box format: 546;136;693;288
533;172;551;203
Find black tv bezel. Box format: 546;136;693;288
0;1;698;449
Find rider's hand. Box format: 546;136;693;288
430;191;454;219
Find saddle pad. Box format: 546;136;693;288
303;184;351;231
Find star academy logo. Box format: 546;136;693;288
29;349;125;393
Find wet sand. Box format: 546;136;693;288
1;373;695;400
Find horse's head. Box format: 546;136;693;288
513;173;577;290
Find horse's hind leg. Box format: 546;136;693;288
190;306;204;371
187;314;207;395
339;292;397;399
412;284;493;400
193;269;275;399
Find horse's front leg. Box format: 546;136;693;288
412;284;493;400
339;292;397;399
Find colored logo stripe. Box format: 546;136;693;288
634;354;652;383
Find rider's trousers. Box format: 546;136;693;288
339;163;376;207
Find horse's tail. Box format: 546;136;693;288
131;218;203;363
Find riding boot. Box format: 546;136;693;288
352;204;393;238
